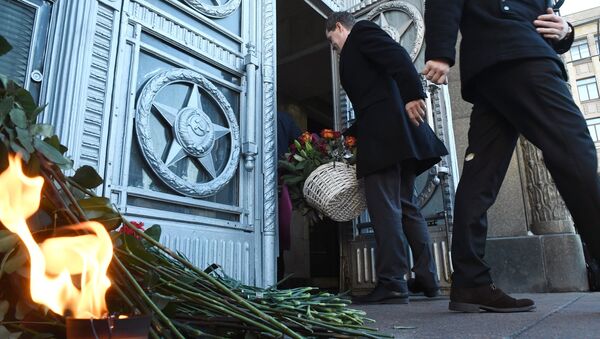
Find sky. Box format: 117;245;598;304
560;0;600;15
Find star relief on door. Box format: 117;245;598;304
135;69;241;198
366;1;425;62
183;0;242;18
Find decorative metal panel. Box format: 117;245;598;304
80;3;118;171
135;68;241;197
365;1;424;62
162;232;252;284
183;0;242;18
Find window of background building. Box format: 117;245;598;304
596;35;600;55
577;77;600;102
588;118;600;142
571;39;591;60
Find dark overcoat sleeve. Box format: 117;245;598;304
355;22;426;103
424;0;465;66
551;22;575;54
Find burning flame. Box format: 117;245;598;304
0;155;112;319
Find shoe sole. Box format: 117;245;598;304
449;301;536;313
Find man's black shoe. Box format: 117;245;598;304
449;284;535;313
352;283;409;305
407;278;440;298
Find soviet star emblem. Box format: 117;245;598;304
135;69;240;197
153;85;230;179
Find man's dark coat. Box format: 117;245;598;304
340;20;448;178
425;0;574;102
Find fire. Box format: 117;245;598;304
0;155;112;319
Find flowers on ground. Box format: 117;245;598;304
119;221;145;239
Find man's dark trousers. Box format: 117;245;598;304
364;159;438;291
452;58;600;288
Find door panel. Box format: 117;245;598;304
105;0;261;285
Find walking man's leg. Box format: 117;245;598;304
449;91;535;312
399;159;440;297
354;164;410;304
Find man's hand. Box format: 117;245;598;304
422;59;450;85
406;99;427;127
534;8;569;41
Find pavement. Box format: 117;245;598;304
354;292;600;338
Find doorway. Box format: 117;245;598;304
276;0;340;290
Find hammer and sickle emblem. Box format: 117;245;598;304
190;115;209;137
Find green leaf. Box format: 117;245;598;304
28;104;47;121
292;154;304;162
0;97;14;120
9;142;30;162
0;300;9;321
29;123;54;138
9;108;27;128
33;138;72;168
15;127;34;153
277;160;296;172
77;197;112;211
76;197;121;230
150;292;176;310
0;36;12;56
14;88;37;118
282;176;304;185
2;246;27;274
70;165;104;189
43;135;68;154
305;142;313;152
0;74;8;89
142;269;161;289
144;224;162;242
0;231;18;253
124;234;157;263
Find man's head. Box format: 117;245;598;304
325;11;356;54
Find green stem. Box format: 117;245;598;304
112;256;186;339
120;219;302;339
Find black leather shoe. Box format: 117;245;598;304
352;284;409;305
407;278;440;298
449;284;535;313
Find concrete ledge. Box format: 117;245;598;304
486;234;589;293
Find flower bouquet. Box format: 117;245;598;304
278;129;365;223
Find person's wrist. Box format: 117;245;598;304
562;24;573;41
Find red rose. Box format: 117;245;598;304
120;221;145;239
344;136;357;148
299;131;312;144
320;129;335;139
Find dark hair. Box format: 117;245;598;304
325;11;356;32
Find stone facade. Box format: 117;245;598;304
563;7;600;173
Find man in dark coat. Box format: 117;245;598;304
424;0;600;313
325;12;448;304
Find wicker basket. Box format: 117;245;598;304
303;162;367;222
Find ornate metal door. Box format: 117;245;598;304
8;0;277;287
102;0;277;286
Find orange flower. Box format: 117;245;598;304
344;136;357;148
299;131;312;144
320;129;335;139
